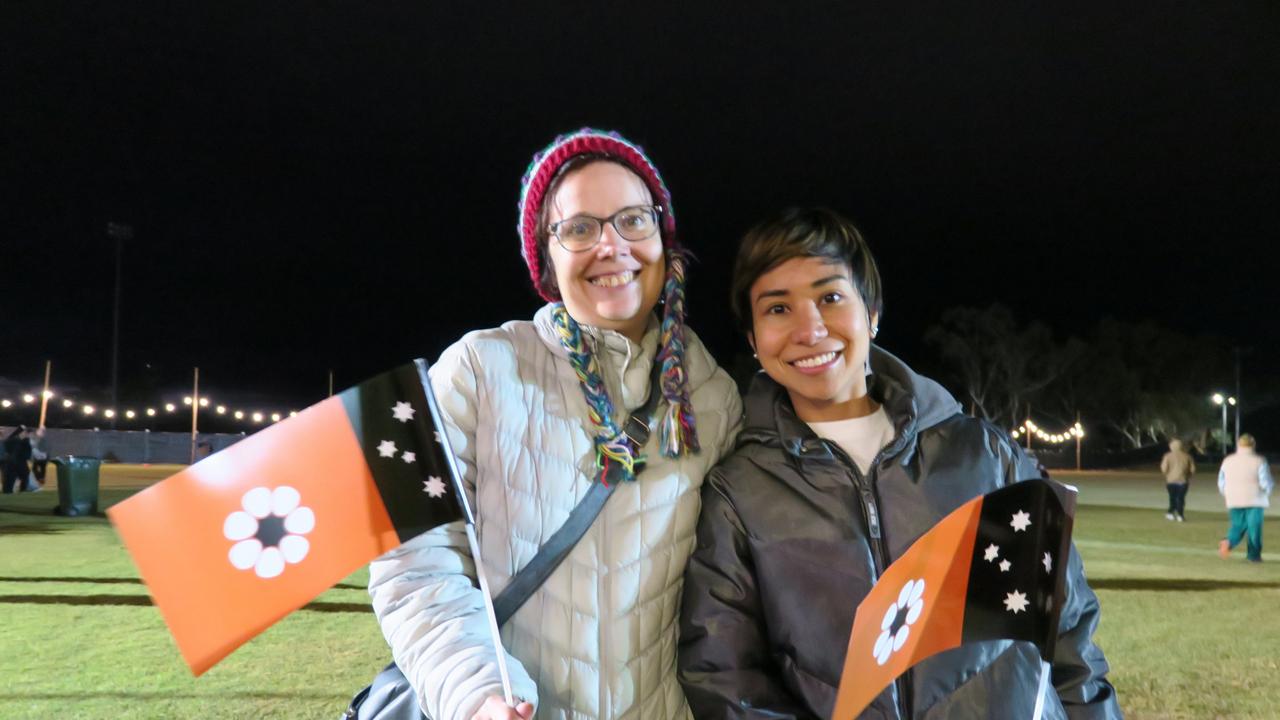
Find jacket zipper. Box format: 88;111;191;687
820;440;911;719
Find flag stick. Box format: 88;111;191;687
1031;659;1052;720
465;523;515;706
415;360;515;706
38;360;52;429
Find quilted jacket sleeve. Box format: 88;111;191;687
678;467;816;720
1003;441;1122;720
367;338;537;720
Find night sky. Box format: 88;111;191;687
6;2;1279;418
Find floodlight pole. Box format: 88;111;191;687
107;222;133;429
190;367;200;464
1234;347;1242;444
38;360;52;430
1075;411;1082;471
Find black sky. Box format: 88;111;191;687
5;2;1279;414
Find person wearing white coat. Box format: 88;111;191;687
368;129;742;720
1217;433;1273;563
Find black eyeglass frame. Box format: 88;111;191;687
547;204;664;253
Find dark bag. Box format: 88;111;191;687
343;365;663;720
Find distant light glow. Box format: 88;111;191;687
165;403;176;412
125;410;136;419
104;409;116;418
42;390;55;399
63;399;74;408
252;412;264;423
234;410;245;420
83;405;96;415
146;408;157;416
216;405;226;414
270;413;281;422
198;397;210;407
22;394;35;403
183;396;193;406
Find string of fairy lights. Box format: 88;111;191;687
0;389;298;426
1010;419;1085;444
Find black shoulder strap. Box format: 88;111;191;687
491;361;666;625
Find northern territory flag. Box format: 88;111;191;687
831;478;1077;719
108;359;467;675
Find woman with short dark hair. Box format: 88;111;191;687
678;207;1120;719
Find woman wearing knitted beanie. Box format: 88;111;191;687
367;129;743;719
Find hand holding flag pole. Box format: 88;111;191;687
831;479;1077;719
109;359;518;708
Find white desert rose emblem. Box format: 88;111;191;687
873;578;926;666
222;486;315;579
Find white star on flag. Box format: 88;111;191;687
391;401;416;422
1010;510;1032;532
1043;552;1053;572
983;543;1000;562
423;476;447;498
999;559;1012;572
1003;590;1030;614
402;451;416;464
433;431;441;443
377;440;398;458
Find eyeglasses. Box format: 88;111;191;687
547;205;663;253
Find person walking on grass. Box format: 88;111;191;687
1218;433;1273;563
1160;438;1195;522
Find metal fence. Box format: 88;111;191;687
1;426;246;464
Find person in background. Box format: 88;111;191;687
1217;433;1273;563
1160;438;1194;522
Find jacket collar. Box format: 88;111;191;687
532;303;663;409
738;345;962;462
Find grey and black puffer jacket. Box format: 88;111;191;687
678;347;1121;719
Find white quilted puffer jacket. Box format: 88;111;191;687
369;304;742;720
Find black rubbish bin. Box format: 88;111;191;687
52;456;101;516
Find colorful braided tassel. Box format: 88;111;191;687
551;304;643;484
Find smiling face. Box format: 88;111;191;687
748;256;879;422
545;161;666;341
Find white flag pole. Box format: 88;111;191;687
1031;658;1052;720
464;523;515;706
415;360;515;706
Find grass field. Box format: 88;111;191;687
2;467;1278;718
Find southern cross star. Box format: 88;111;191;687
1042;552;1053;572
983;543;1000;562
1010;510;1032;532
377;440;398;458
402;451;416;464
391;401;416;422
423;476;447;498
1004;590;1030;614
999;559;1012;572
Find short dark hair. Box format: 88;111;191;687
730;207;883;333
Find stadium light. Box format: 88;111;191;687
146;408;157;416
23;393;35;403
